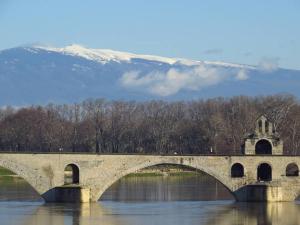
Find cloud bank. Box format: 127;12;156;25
120;65;248;96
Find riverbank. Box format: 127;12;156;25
0;167;22;181
126;165;203;177
0;167;14;176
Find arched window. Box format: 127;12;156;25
258;120;263;133
257;163;272;181
231;163;244;178
255;139;272;155
265;121;269;133
64;164;79;185
286;163;299;177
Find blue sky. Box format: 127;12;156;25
1;0;299;69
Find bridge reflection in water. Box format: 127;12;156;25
1;172;300;225
2;174;299;225
206;202;300;225
20;202;300;225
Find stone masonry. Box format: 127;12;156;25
0;153;300;202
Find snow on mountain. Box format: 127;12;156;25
31;44;180;65
0;44;299;106
32;44;255;69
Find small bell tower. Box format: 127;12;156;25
243;115;283;155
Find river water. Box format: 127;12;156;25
0;175;300;225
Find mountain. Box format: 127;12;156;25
0;44;299;105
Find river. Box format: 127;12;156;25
0;174;300;225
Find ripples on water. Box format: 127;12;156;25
0;175;300;225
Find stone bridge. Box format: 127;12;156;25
0;115;299;202
1;153;300;202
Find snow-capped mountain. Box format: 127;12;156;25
0;44;299;105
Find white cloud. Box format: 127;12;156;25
235;69;249;80
120;65;249;96
259;57;280;72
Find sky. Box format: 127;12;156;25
0;0;299;70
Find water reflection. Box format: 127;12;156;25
9;201;300;225
205;202;300;225
0;177;41;201
101;174;233;201
1;176;300;225
21;203;124;225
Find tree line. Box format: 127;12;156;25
0;94;299;155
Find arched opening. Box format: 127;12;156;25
265;121;269;133
100;164;234;201
257;163;272;181
64;164;79;185
286;163;299;177
255;139;272;155
231;163;244;178
258;120;263;133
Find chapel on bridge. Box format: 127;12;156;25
242;115;283;155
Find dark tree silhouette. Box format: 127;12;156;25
0;94;299;155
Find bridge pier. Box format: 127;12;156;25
41;183;297;203
42;186;91;203
234;184;297;202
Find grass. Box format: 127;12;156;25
0;176;16;182
168;171;200;176
125;171;202;178
0;167;23;183
0;167;15;176
124;164;207;178
125;172;163;178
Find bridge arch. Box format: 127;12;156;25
94;159;236;201
0;159;50;196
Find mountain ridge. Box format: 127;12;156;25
0;44;299;106
4;44;257;69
